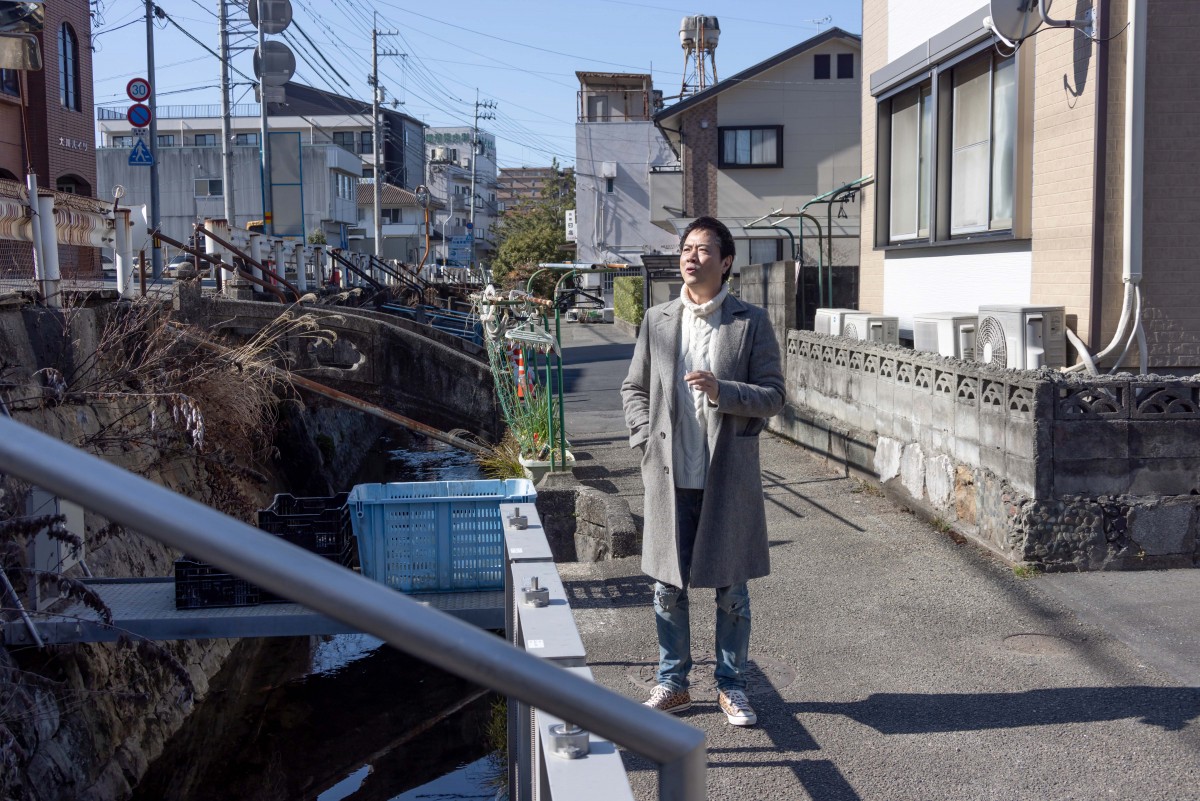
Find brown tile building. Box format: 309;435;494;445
497;166;573;212
0;0;98;274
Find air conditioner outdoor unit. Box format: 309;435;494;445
841;313;899;345
460;157;472;169
975;304;1067;369
813;307;859;336
913;312;978;360
431;147;449;162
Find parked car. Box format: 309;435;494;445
100;254;115;277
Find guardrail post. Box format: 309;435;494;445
248;233;264;285
35;194;61;308
502;502;556;801
294;244;307;293
115;208;134;299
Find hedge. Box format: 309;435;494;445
613;276;644;326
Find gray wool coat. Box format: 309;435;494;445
621;293;785;589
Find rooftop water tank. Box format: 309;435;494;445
679;16;720;50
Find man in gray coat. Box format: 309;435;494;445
621;216;785;727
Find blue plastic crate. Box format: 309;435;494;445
348;479;536;592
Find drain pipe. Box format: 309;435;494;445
1067;0;1146;374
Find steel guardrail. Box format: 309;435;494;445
0;417;706;799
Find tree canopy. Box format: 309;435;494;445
491;161;575;297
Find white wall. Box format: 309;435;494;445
97;144;359;246
575;120;678;265
887;0;984;59
882;242;1032;332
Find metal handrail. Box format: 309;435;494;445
0;417;706;799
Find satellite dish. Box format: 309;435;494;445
984;0;1043;46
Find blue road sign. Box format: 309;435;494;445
129;139;154;166
127;103;151;128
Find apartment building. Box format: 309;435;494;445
860;0;1200;372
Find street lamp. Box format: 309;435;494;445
415;184;431;271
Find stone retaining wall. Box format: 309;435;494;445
770;330;1200;571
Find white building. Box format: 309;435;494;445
574;72;678;268
425;127;498;266
96;83;424;247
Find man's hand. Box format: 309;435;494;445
685;370;720;403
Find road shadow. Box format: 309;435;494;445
563;575;655;609
795;686;1200;733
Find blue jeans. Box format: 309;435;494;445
654;488;752;693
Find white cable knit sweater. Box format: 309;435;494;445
672;284;728;489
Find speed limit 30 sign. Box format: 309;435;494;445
126;78;151;102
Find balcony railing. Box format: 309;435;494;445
97;104;262;121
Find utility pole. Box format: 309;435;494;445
371;16;402;259
218;0;235;226
470;91;495;270
257;0;272;237
145;0;163;278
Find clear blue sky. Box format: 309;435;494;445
90;0;863;168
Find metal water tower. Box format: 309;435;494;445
679;15;720;96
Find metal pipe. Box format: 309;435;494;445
36;195;61;308
25;173;46;300
115;208;134;299
330;249;386;294
294;243;307;293
256;0;273;238
145;0;163;278
0;416;707;798
200;223;299;300
156;229;288;304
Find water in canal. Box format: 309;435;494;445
132;432;505;801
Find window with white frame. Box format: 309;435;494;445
748;238;783;265
234;132;259;146
194;179;223;198
876;45;1022;246
333;173;356;201
111;135;133;148
718;126;782;168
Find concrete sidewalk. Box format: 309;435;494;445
556;321;1200;801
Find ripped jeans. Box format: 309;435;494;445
654;488;752;693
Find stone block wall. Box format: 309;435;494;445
770;329;1200;571
738;261;795;351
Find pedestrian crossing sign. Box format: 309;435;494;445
129;139;154;166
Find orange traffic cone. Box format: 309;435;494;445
516;345;527;399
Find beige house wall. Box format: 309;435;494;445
858;0;888;315
1029;10;1100;344
714;40;861;222
1135;0;1200;369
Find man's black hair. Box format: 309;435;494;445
681;216;736;282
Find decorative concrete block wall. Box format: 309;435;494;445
771;329;1200;571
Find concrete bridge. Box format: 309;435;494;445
172;281;501;442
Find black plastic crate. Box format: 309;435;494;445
265;491;349;517
257;493;354;566
174;558;261;609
